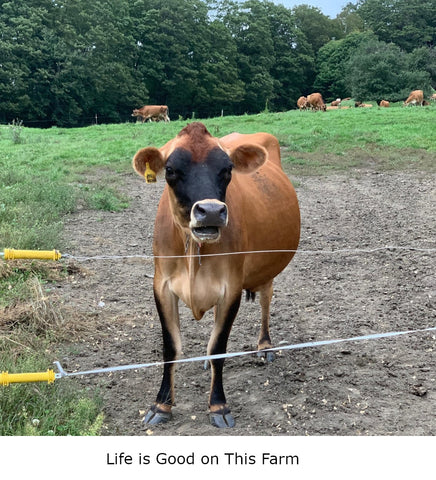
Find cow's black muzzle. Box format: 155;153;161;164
190;200;228;243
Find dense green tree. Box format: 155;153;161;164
220;0;276;113
357;0;436;53
347;38;432;101
219;0;315;112
313;31;375;100
0;0;434;125
130;0;244;117
292;5;344;53
0;0;147;126
193;19;245;116
0;0;53;122
57;0;148;124
409;46;436;90
266;3;314;109
291;5;344;93
335;2;364;35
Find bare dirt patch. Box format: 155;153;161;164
55;164;435;436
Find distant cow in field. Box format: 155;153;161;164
331;98;341;107
132;105;170;122
404;90;424;106
132;122;300;428
430;93;436;102
379;100;390;107
307;93;326;111
355;102;373;108
297;96;308;110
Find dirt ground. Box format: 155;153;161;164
56;158;435;436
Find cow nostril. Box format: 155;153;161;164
218;205;228;222
194;204;207;221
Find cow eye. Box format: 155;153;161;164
221;166;232;180
165;166;176;178
165;165;182;185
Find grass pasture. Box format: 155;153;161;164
0;104;435;435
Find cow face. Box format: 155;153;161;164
164;147;232;243
133;123;266;244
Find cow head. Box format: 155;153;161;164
133;122;266;243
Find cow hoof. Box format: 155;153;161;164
209;408;235;428
257;350;275;363
142;406;172;426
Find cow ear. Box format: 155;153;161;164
132;147;165;183
230;144;266;174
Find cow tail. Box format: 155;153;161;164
245;290;256;302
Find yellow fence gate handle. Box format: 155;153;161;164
2;248;61;261
0;370;56;386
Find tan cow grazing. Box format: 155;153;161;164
133;122;300;428
297;96;308;110
132;105;170;122
307;92;326;111
430;93;436;102
379;100;390;107
404;90;424;106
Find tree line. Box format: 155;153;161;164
0;0;435;127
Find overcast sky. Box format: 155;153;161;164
267;0;347;18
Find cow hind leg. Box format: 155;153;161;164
257;281;275;362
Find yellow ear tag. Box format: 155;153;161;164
144;162;157;183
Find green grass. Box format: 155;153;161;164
0;321;104;436
0;104;435;435
0;347;103;436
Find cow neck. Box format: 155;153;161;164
184;234;202;312
185;233;202;266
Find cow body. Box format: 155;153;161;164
133;122;300;428
379;100;390;107
132;105;170;122
307;92;326;111
404;90;424;106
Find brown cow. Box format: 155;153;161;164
379;100;390;107
331;98;341;107
307;92;326;111
132;105;170;122
404;90;424;106
132;122;300;428
430;93;436;102
297;96;308;110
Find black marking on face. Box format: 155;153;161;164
165;147;233;223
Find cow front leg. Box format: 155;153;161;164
207;294;241;428
257;281;275;362
143;288;181;426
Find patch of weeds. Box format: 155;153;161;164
81;184;129;211
8;119;24;144
0;359;104;436
0;272;105;436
